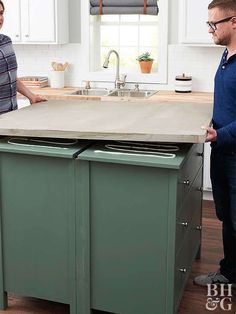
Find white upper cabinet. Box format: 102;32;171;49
1;0;68;44
1;0;21;42
179;0;214;45
21;0;56;43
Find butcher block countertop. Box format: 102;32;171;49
0;98;213;143
18;87;214;103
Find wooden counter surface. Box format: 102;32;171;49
18;87;213;103
0;99;213;143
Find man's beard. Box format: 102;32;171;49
213;34;230;46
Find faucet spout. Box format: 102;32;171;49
103;50;125;89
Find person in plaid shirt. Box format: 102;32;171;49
0;0;46;114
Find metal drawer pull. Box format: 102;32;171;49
182;180;190;185
180;222;188;227
196;225;202;230
101;144;176;158
117;141;180;152
7;137;78;149
105;144;176;156
179;268;187;273
95;150;175;159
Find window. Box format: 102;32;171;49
90;14;158;70
88;1;168;84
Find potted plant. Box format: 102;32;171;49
136;52;154;73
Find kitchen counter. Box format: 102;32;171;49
0;99;212;142
18;87;213;103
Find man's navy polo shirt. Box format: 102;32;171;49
213;49;236;151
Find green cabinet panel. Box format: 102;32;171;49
1;154;73;302
78;142;204;314
174;206;202;312
174;168;203;310
176;144;203;212
0;137;92;313
90;162;170;313
175;167;203;256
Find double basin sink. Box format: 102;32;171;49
68;88;158;99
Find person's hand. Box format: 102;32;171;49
201;126;217;142
29;94;47;104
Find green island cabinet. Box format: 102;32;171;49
77;141;204;314
0;137;91;314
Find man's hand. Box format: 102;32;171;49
29;94;47;104
17;79;47;105
201;126;217;142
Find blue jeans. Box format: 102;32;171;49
210;148;236;282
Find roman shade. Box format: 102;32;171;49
90;0;159;15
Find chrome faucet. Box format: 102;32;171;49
84;80;91;89
103;50;126;89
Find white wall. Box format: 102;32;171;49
14;43;224;92
14;0;224;92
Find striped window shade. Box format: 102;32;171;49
90;0;159;15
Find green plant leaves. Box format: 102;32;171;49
136;52;154;61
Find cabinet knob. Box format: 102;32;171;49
196;225;202;230
180;222;188;227
25;34;29;38
179;268;187;273
183;180;190;186
197;186;203;192
15;34;19;38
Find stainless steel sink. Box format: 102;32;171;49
68;88;111;96
66;88;158;98
107;89;158;98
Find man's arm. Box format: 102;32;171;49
202;122;236;148
215;122;236;148
17;79;47;104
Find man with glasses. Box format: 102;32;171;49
194;0;236;287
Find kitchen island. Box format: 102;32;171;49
0;98;212;314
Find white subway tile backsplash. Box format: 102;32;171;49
14;43;225;92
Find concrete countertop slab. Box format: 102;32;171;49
0;99;213;143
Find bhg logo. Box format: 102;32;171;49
206;284;233;311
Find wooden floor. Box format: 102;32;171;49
178;200;236;314
0;200;235;314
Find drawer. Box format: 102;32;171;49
175;167;202;255
174;209;202;312
176;144;203;212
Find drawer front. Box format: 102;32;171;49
177;144;203;212
174;209;202;312
175;167;202;255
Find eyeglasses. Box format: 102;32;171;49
206;16;236;31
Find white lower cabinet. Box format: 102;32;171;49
203;142;212;191
17;98;30;109
1;0;68;44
